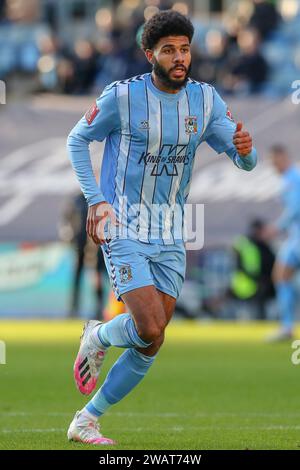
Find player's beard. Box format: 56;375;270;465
152;58;191;90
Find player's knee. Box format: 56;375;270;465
138;326;164;343
137;320;166;344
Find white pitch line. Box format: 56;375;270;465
1;425;300;434
0;411;70;417
0;428;64;433
1;411;300;418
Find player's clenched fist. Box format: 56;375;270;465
86;202;119;245
233;121;252;157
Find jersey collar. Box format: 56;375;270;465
145;73;186;101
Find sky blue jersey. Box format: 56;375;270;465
276;166;300;239
67;73;257;244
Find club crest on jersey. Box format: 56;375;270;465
119;265;132;284
185;116;197;134
85;103;99;125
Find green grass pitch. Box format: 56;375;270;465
0;320;299;450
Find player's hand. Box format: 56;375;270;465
233;122;252;157
86;202;119;245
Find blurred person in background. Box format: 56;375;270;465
192;28;231;88
264;145;300;341
230;218;275;320
36;34;101;94
0;0;53;92
5;0;40;23
70;39;99;95
36;32;73;92
224;27;269;94
0;0;5;22
248;0;281;40
59;192;106;320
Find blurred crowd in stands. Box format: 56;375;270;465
0;0;299;97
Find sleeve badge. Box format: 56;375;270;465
226;108;234;122
85;103;99;125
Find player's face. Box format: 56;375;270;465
271;152;290;174
148;36;192;90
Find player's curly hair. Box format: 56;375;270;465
141;10;194;51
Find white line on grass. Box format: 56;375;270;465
1;425;300;434
1;428;64;433
1;411;300;418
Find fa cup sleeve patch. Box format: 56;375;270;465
85;103;99;125
226;108;234;122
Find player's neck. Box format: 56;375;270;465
151;72;182;94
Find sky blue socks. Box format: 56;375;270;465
84;313;156;418
97;313;151;349
86;349;157;417
277;281;295;331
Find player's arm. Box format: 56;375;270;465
263;179;300;240
203;87;257;171
67;85;120;244
276;183;300;233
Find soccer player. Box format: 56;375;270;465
264;145;300;341
66;10;257;445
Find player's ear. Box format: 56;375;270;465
145;49;154;64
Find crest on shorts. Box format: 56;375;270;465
139;120;150;130
119;265;132;283
185;116;198;134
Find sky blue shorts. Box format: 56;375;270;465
101;238;186;301
278;237;300;268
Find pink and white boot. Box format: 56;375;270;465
73;320;107;395
67;410;116;445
